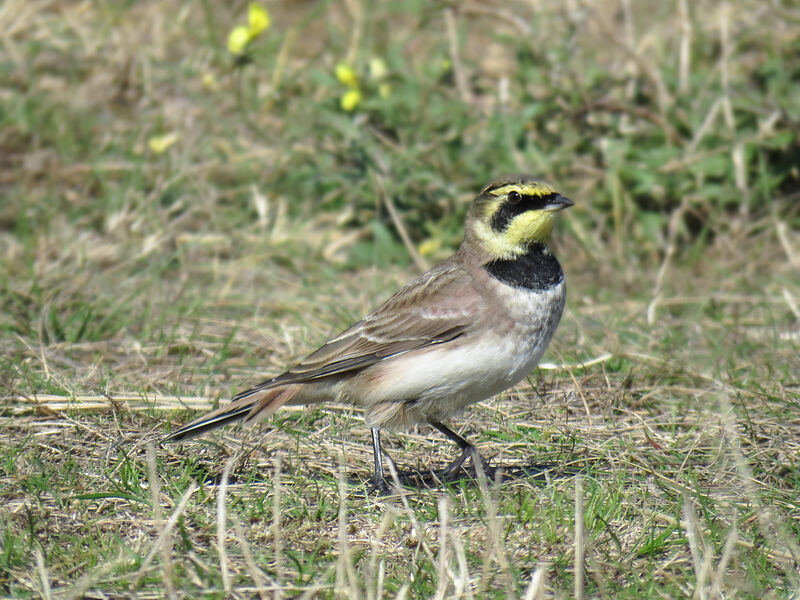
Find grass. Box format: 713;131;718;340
1;0;799;597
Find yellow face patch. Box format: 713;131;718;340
470;181;563;260
502;209;556;246
471;211;556;259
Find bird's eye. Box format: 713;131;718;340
507;191;521;204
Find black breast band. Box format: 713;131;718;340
484;243;563;291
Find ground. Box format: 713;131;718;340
1;1;799;598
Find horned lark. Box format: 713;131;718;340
164;175;573;491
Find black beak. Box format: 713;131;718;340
545;194;574;211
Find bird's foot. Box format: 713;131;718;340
469;454;497;482
368;476;394;496
439;448;496;483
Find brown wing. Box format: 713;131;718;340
232;261;482;400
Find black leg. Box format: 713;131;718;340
431;422;493;480
370;427;392;494
431;421;472;450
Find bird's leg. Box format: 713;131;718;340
431;421;493;480
370;427;392;494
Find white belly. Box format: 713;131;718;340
360;281;566;428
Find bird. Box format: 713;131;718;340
164;175;573;492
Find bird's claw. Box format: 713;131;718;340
368;476;394;496
438;449;496;482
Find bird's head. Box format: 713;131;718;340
465;176;573;260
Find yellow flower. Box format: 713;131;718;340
335;63;359;89
227;25;251;55
227;3;270;55
378;82;391;99
248;3;270;36
340;89;362;111
369;57;388;81
148;132;179;154
417;238;441;257
202;72;219;91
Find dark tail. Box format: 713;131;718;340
162;384;299;443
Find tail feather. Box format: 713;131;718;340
163;385;299;443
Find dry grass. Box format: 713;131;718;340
1;0;799;598
3;243;798;597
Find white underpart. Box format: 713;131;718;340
362;280;566;427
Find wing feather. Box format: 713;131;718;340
240;261;482;394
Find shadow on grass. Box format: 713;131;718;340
348;460;586;493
